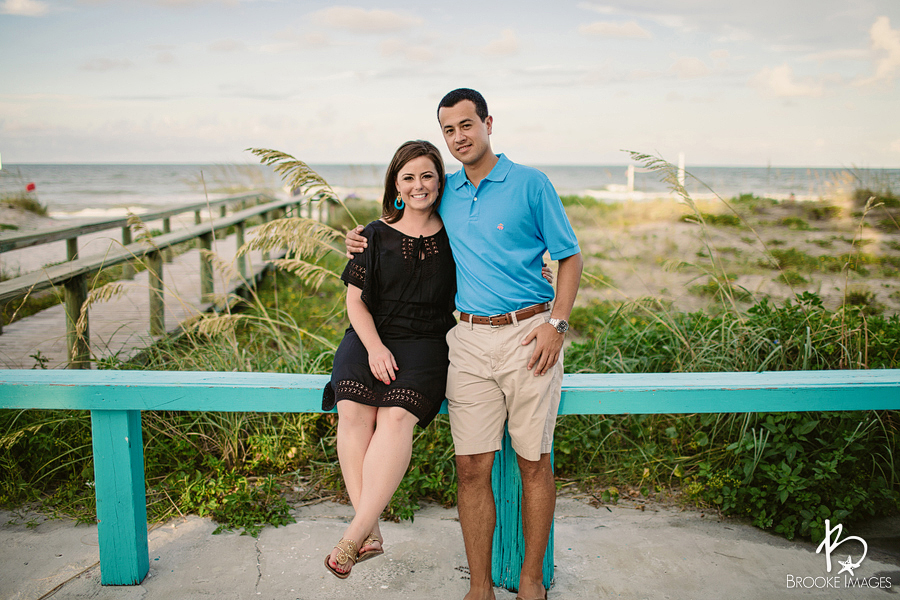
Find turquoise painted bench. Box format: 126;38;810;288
1;369;899;589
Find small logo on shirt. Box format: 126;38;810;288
497;223;504;230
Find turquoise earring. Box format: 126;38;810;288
394;194;404;210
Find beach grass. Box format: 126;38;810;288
2;152;900;540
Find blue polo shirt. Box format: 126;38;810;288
438;153;580;316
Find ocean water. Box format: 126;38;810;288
2;163;899;219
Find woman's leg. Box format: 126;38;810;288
330;400;377;574
329;406;419;571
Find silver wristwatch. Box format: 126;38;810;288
548;318;569;334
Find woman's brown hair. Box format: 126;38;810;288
381;140;445;224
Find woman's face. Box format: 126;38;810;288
395;155;440;214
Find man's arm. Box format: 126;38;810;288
522;251;584;376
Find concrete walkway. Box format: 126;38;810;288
2;497;898;600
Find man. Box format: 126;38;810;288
347;88;583;600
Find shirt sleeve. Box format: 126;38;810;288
534;178;581;261
340;223;378;309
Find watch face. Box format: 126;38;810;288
555;320;569;334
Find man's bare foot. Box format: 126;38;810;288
462;585;496;600
514;578;546;600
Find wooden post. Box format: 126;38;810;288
148;251;164;336
260;212;270;261
194;210;201;225
200;232;214;302
162;218;173;263
491;427;554;592
90;409;150;585
220;205;227;218
121;226;134;280
64;274;90;369
235;222;246;279
66;237;78;261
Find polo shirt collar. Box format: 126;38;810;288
449;153;511;190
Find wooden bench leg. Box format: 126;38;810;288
90;410;150;585
491;426;555;592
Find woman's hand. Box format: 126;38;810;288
541;263;553;284
368;344;398;384
345;225;367;259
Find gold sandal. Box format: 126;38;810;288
324;538;359;579
356;532;384;563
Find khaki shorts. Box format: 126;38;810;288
445;312;563;462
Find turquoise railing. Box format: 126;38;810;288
1;369;898;590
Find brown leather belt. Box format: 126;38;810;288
458;302;550;327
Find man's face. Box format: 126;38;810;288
438;100;493;167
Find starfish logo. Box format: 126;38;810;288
816;520;867;574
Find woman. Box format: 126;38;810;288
322;140;456;578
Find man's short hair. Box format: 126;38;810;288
437;88;489;122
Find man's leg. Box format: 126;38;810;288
515;452;555;600
456;452;498;600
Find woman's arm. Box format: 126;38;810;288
346;283;397;384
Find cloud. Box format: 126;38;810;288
857;16;900;85
577;2;685;30
751;64;824;98
312;6;423;34
208;39;246;53
260;29;330;53
802;48;869;63
579;20;651;39
380;39;436;63
80;58;133;72
481;29;519;56
156;51;177;65
152;0;239;6
576;2;616;15
670;56;710;79
714;24;753;43
0;0;48;16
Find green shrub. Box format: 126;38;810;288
681;213;743;227
804;205;842;221
775;271;809;286
854;188;900;209
779;217;814;231
689;412;898;541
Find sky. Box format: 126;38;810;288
1;0;899;168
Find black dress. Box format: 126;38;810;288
323;220;457;427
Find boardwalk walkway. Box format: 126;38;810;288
0;232;270;369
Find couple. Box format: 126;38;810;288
321;88;583;600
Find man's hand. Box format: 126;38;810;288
522;323;564;376
345;225;367;259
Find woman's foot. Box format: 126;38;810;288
357;531;384;562
325;539;358;579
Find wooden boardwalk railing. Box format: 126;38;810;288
1;368;897;589
1;192;271;257
0;194;307;367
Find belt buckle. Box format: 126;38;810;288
488;313;505;328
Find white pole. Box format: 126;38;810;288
626;164;634;193
677;152;685;188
